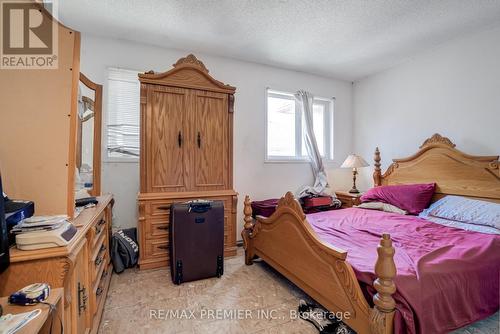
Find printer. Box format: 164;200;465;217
3;192;34;246
15;220;77;250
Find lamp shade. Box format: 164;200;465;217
341;154;369;168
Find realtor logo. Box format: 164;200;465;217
1;0;58;69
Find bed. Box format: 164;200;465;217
241;134;500;334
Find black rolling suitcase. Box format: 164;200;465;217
170;200;224;285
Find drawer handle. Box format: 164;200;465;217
78;283;88;314
96;287;103;297
97;219;106;227
95;225;102;234
101;270;108;281
157;205;171;211
95;256;104;266
158;245;169;250
157;226;169;230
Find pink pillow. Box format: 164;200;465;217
360;183;436;215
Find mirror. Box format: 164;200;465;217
76;73;102;197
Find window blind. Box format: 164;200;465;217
107;68;140;158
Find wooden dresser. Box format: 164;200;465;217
137;54;237;270
0;288;64;334
0;195;114;334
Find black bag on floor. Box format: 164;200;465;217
111;228;139;273
170;200;224;284
297;300;356;334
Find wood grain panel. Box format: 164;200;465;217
375;134;500;202
0;4;80;216
193;91;229;189
147;86;188;192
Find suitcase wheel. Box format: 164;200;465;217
175;260;183;285
216;255;223;278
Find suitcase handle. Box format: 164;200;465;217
157;205;171;210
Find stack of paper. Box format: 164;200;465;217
0;309;41;334
11;215;68;234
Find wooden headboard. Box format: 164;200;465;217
373;134;500;203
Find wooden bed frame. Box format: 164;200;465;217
242;134;500;334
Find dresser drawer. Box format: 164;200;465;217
92;263;112;319
90;214;107;247
90;233;107;285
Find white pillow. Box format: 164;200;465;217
422;195;500;229
355;202;408;215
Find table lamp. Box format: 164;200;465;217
341;154;369;194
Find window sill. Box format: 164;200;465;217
103;158;139;164
264;159;311;164
264;158;334;164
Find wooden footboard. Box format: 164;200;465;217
242;193;396;334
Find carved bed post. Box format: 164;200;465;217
373;147;382;186
370;233;397;334
242;195;255;265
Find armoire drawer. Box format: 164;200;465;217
144;218;169;239
149;201;173;217
224;228;230;246
147;196;233;217
144;238;169;259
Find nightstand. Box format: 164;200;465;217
335;191;363;208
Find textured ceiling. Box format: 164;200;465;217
57;0;500;81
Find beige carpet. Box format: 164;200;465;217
99;248;498;334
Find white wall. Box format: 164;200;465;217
353;25;500;189
80;35;353;237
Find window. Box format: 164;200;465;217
106;68;140;159
266;89;333;161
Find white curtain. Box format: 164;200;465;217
295;90;330;198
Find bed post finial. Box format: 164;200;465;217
242;195;255;265
370;233;397;334
373;147;382;186
243;195;253;231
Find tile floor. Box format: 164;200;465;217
99;249;499;334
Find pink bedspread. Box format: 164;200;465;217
306;208;500;334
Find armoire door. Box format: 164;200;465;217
146;85;189;193
190;90;229;190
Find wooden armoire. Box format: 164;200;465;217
137;54;237;270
